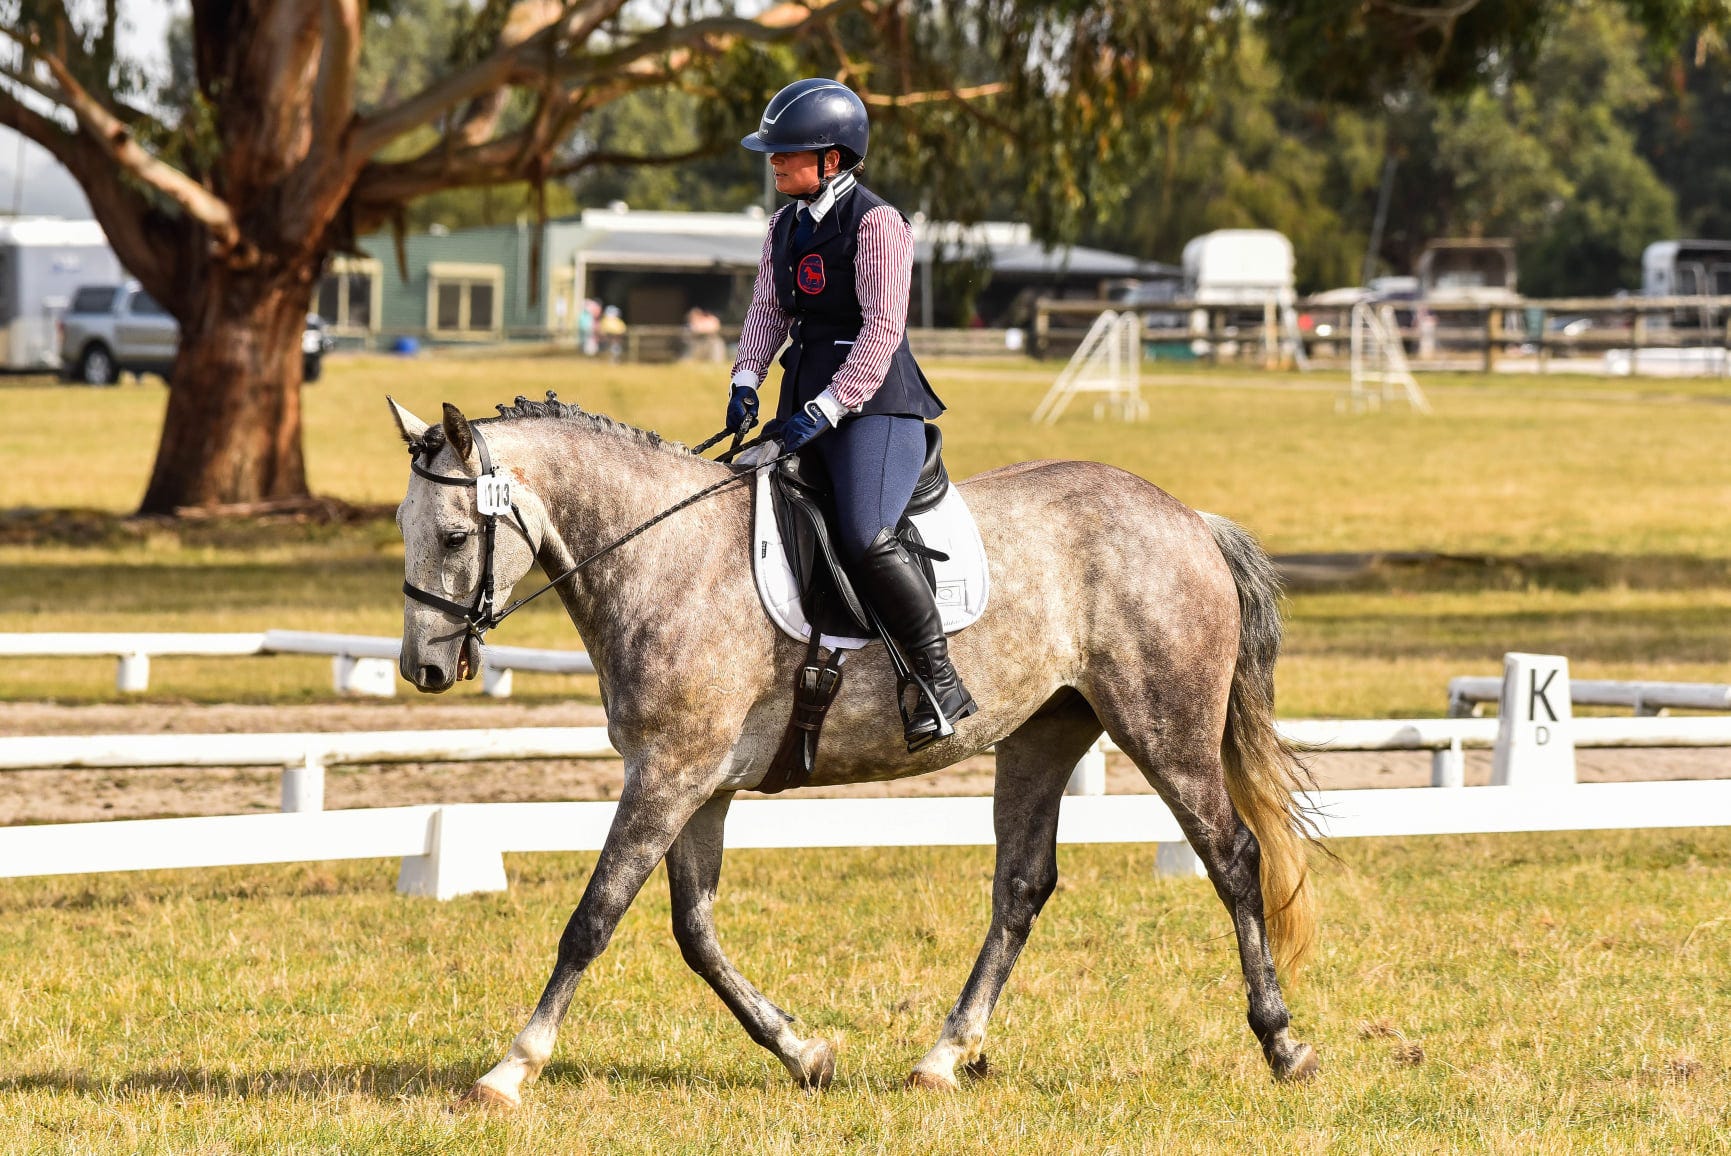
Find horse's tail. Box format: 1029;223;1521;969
1201;512;1317;977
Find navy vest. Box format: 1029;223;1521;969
770;184;945;421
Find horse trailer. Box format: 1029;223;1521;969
0;218;122;371
1642;240;1731;299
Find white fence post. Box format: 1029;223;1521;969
333;655;397;696
397;806;509;900
1431;737;1465;787
116;652;150;693
1064;739;1106;796
1154;841;1207;878
481;664;514;698
281;754;326;813
1491;652;1577;787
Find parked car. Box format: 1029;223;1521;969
57;280;333;385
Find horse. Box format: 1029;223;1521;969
387;393;1319;1108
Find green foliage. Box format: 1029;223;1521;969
1637;33;1731;238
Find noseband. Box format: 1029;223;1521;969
401;424;532;644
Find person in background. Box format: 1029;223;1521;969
598;304;627;362
723;78;974;752
577;298;598;357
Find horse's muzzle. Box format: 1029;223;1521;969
412;663;454;693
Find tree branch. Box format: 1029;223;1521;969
564;2;862;87
863;83;1009;107
548;143;716;179
350;0;629;160
0;83;181;294
29;44;240;251
449;0;572;150
313;0;364;148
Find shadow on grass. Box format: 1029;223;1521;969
0;1061;485;1101
2;1058;822;1101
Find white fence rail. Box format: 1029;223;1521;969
4;651;1729;897
6;781;1731;901
1448;675;1731;718
0;630;593;697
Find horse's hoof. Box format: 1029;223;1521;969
964;1053;990;1079
906;1068;959;1092
1273;1043;1321;1083
797;1038;836;1091
454;1082;521;1112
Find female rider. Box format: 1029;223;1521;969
725;78;976;752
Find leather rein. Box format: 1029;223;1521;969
401;421;778;646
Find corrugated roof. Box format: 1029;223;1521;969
579;228;766;270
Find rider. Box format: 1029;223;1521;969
725;78;976;752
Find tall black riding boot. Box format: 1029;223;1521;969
851;526;978;751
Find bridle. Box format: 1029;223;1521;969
401;423;535;647
402;418;782;650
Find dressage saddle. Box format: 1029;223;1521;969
768;423;950;640
756;423;951;793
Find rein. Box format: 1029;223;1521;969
402;420;782;644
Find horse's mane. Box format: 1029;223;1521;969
420;391;688;457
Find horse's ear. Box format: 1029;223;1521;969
386;396;430;447
441;402;477;466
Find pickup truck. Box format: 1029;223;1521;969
57;280;332;385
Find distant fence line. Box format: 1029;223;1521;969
1033;294;1731;374
0;630;592;697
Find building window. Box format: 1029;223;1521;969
427;262;504;338
316;257;382;334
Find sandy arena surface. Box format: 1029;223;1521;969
2;701;1727;826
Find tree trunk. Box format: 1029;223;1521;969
138;274;314;515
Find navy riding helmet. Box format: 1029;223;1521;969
740;78;869;171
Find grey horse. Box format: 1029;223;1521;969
387;394;1319;1107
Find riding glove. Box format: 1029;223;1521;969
777;400;833;455
725;373;759;434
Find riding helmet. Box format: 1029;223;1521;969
740;78;869;168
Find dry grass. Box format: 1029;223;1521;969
1;831;1728;1153
6;354;1731;555
4;359;1731;1149
4;355;1729;711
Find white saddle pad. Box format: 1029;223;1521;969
752;466;990;650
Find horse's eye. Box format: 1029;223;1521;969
442;530;470;549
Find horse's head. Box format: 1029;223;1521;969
388;397;542;693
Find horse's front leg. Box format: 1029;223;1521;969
460;755;717;1110
666;793;836;1088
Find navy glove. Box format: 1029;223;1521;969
778;400;833;455
725;384;759;434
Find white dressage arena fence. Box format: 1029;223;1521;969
0;630;594;697
4;652;1730;896
1448;674;1731;718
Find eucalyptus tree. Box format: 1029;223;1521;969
0;0;1214;512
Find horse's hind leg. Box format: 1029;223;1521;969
1110;711;1317;1081
665;794;836;1089
908;690;1102;1091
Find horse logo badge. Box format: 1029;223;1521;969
797;254;826;295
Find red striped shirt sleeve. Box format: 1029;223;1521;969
730;207;792;384
827;205;915;411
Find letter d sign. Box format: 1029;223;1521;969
1491;652;1577;787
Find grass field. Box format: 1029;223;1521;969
5;356;1731;1150
3;831;1729;1153
3;354;1729;714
